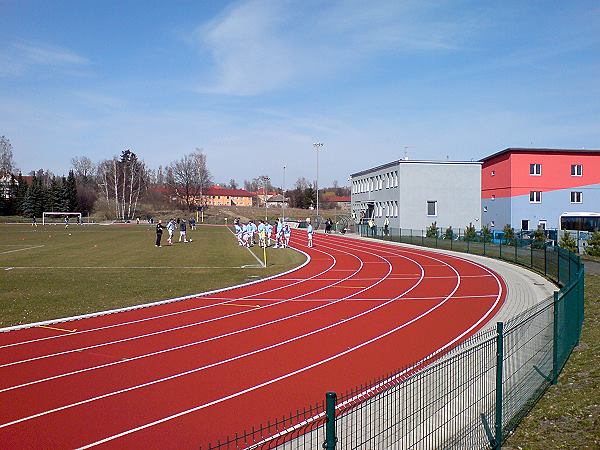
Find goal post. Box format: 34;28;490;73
42;212;83;225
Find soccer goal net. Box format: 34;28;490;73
42;212;83;225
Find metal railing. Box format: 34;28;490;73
205;227;585;449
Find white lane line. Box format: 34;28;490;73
277;274;493;281
0;243;414;432
0;245;45;255
0;239;374;367
0;242;318;348
0;246;400;394
0;235;413;391
78;254;474;447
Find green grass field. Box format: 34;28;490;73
0;224;305;327
505;273;600;449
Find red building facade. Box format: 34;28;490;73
481;148;600;231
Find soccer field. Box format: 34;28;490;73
0;224;306;327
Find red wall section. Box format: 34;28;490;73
482;153;512;199
482;151;600;199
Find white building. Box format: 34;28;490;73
351;160;482;231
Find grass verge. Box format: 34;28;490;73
505;273;600;449
0;224;305;327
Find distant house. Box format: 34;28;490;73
265;194;288;208
153;184;254;207
201;186;254;207
330;195;351;211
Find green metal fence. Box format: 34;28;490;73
205;227;585;449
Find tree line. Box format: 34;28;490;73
1;134;350;219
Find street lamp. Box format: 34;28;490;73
282;165;286;224
313;142;323;224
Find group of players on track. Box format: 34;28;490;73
234;217;313;249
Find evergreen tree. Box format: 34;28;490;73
464;223;477;241
65;170;78;211
22;176;45;218
15;173;28;215
481;225;492;243
444;226;453;240
426;222;438;238
503;224;515;245
586;231;600;257
533;228;546;249
559;231;578;253
46;177;61;212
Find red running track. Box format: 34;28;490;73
0;232;506;449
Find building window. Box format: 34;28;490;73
529;191;542;203
538;220;547;230
522;219;530;231
530;163;542;176
491;195;495;201
483;206;488;212
490;221;495;227
427;201;437;216
571;164;583;176
571;191;582;203
491;170;495;176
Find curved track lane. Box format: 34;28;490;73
0;232;506;448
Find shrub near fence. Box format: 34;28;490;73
205;227;584;449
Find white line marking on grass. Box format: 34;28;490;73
0;245;45;255
226;227;265;268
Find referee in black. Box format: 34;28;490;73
155;220;164;247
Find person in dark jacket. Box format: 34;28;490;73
155;220;164;247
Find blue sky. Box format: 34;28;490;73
1;0;599;187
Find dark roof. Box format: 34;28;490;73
480;147;600;163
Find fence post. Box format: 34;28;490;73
450;231;453;250
552;291;559;385
484;237;486;256
544;245;547;276
514;237;517;263
530;242;533;268
324;392;337;449
499;239;502;259
494;322;504;450
421;229;424;246
557;248;561;285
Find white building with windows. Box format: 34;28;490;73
350;160;482;231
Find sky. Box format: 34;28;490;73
1;0;599;187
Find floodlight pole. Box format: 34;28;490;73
313;142;323;224
282;165;286;224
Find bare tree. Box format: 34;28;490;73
228;178;238;189
295;177;309;190
96;150;149;220
166;148;213;211
0;136;16;176
71;156;96;181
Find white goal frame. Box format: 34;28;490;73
42;212;82;225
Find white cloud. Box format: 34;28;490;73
189;0;471;95
0;41;89;77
